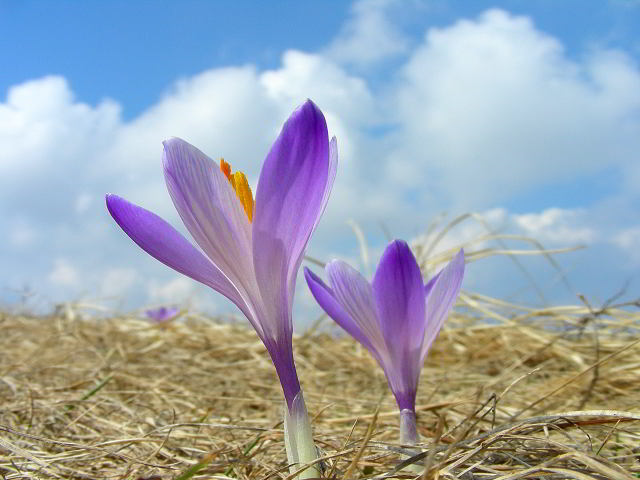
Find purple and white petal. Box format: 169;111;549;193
304;267;377;354
324;260;387;356
372;240;426;355
106;194;250;319
263;334;300;410
421;249;465;359
424;269;442;298
252;100;332;327
311;136;338;234
162;138;255;292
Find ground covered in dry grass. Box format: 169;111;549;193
0;295;639;479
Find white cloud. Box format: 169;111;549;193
325;0;409;66
147;276;217;312
391;9;640;209
411;207;597;262
100;268;138;298
612;227;640;265
513;208;596;245
48;258;80;288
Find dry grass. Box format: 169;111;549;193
1;214;639;479
0;292;638;479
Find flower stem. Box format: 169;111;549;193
399;408;423;473
284;390;321;479
400;408;419;445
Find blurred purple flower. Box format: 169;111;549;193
145;306;179;323
305;240;464;444
107;100;335;477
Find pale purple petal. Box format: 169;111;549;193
161;138;263;335
106;194;249;317
325;260;388;357
311;136;338;234
252;100;332;330
372;240;426;355
162;138;255;292
424;269;442;298
421;249;465;359
304;267;376;353
263;334;300;411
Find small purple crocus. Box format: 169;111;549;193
107;100;336;477
304;240;464;445
145;306;179;323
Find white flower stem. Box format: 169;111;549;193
399;408;423;473
284;390;321;479
400;408;419;445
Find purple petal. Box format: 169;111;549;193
263;334;300;411
372;240;426;354
324;260;390;356
422;249;465;359
304;266;377;354
312;136;338;233
307;263;401;405
106;194;249;317
424;269;442;298
162;138;256;303
252;100;333;325
371;240;426;411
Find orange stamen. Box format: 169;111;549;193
220;158;232;181
219;159;254;222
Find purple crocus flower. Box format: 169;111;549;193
304;240;464;445
145;306;179;323
106;100;336;476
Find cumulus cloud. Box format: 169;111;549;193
391;9;640;209
325;0;409;66
0;76;120;207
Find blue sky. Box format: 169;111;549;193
1;0;639;321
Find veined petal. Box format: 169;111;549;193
304;267;376;354
372;240;426;356
161;138;262;332
324;260;387;358
252;100;332;340
312;136;338;234
424;269;442;298
370;240;426;411
105;194;250;318
421;249;465;359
